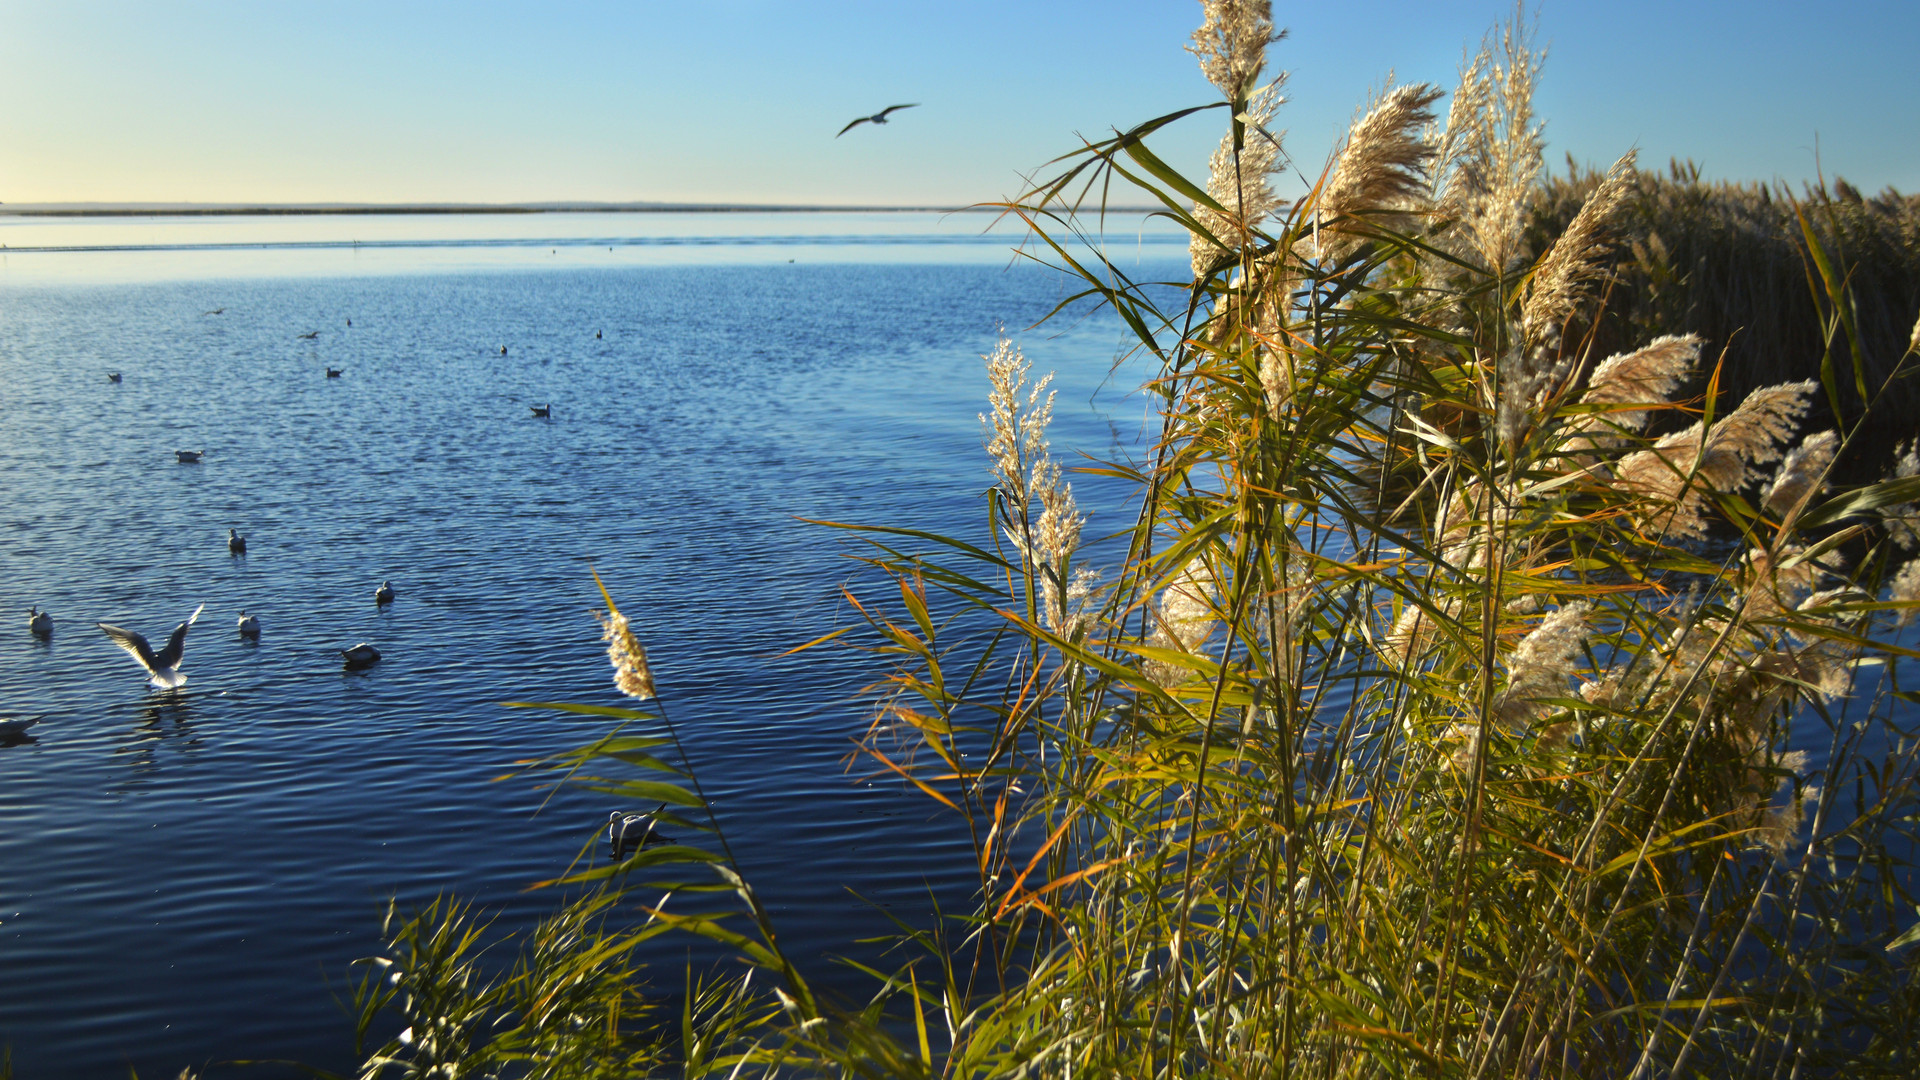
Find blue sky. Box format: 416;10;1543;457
0;1;1913;205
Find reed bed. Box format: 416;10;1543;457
1527;163;1920;475
336;4;1920;1077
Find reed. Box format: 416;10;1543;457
1527;161;1920;475
336;3;1920;1077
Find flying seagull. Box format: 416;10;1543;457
837;103;919;137
98;604;206;689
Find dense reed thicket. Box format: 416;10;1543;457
1528;165;1920;474
334;4;1920;1078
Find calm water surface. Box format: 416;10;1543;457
0;214;1183;1075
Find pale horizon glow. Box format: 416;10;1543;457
0;1;1915;207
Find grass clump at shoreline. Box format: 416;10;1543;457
336;3;1920;1077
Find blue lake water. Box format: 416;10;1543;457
0;213;1186;1075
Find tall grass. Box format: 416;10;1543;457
1527;162;1920;475
339;3;1920;1077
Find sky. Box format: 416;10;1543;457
0;0;1914;207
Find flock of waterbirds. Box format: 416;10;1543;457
24;543;393;688
109;310;564;434
30;308;661;850
23;540;665;848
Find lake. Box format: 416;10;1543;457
0;211;1186;1076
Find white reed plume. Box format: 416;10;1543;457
1739;545;1821;622
1890;558;1920;627
1430;10;1545;274
1909;309;1920;356
1880;440;1920;550
1317;82;1443;259
596;609;656;701
1566;334;1700;451
1496;343;1573;449
1761;429;1839;518
1521;150;1637;342
1615;381;1816;540
1757;752;1817;858
982;333;1087;629
1492;601;1592;728
1187;0;1280;101
1145;560;1219;687
1190;81;1287;277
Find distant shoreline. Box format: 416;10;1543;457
0;202;1162;218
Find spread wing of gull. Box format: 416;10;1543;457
837;103;919;137
98;604;205;688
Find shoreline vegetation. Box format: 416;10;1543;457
103;0;1916;1076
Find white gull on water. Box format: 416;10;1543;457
97;604;206;689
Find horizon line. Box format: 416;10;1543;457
0;200;1167;218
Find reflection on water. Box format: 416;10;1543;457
0;234;1167;1076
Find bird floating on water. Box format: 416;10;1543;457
98;604;205;690
500;345;508;355
595;330;602;340
297;331;320;340
107;373;122;384
237;611;260;637
837;103;919;137
228;528;247;555
204;308;225;316
374;580;395;605
608;805;673;856
28;607;52;638
176;450;204;464
326;367;343;378
340;642;381;669
0;716;40;744
529;404;551;418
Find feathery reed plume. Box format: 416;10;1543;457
981;333;1086;629
1145;561;1218;687
1431;9;1544;273
982;334;1053;512
1317;82;1442;258
1493;600;1592;728
1615;381;1815;539
1190;81;1286;277
1762;429;1838;517
1521;150;1637;342
1187;0;1280;101
1739;544;1821;621
1891;558;1920;627
1910;309;1920;356
1566;334;1700;451
1881;440;1920;550
596;609;656;701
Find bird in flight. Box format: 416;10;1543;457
837;103;919;137
98;604;205;689
297;330;321;340
203;308;224;316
